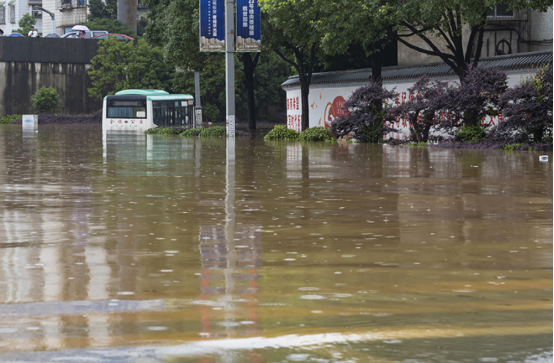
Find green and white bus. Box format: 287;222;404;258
102;89;195;131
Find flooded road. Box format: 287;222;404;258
0;125;551;363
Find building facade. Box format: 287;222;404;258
398;6;553;66
0;0;42;35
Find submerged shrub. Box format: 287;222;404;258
455;125;487;143
144;127;186;135
180;126;226;137
497;66;553;142
1;114;22;124
331;78;396;143
32;87;60;114
199;126;226;137
264;125;300;140
451;66;508;127
386;75;455;142
297;126;334;142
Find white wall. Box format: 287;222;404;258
285;69;537;139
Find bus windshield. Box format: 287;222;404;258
107;99;147;119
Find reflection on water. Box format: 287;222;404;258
0;125;551;362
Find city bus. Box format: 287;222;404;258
102;89;195;131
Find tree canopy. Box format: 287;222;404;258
13;13;36;35
88;38;175;100
88;0;117;20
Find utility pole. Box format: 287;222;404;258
117;0;138;34
224;0;235;137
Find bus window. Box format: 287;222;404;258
107;100;146;118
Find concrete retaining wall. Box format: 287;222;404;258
0;37;102;116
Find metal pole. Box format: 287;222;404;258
194;72;203;128
224;0;235;137
194;72;201;108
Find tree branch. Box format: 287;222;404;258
397;36;461;77
437;27;456;54
273;47;298;70
397;26;433;37
471;20;487;67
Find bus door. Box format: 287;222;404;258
167;103;175;126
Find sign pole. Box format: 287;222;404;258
225;0;235;137
194;72;203;128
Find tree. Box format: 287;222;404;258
88;0;117;20
82;18;135;37
315;0;396;83
32;87;60;113
394;0;552;80
260;0;324;131
13;13;36;35
88;38;175;100
331;78;397;142
143;0;218;74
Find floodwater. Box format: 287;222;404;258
0;124;551;363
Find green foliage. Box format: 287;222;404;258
88;38;175;101
87;0;117;20
13;13;36;35
455;125;486;143
1;114;22;124
181;126;226;137
264;125;300;140
32;87;60;113
408;142;428;147
144;127;186;135
297;126;334;142
144;0;215;72
82;18;134;37
137;15;149;37
172;60;227;123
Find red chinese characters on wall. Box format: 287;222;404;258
287;114;302;131
287;97;300;110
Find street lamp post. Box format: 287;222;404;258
35;6;55;34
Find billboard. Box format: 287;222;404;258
236;0;261;52
200;0;225;51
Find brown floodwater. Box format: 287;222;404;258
0;124;551;363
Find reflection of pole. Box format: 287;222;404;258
225;0;235;137
223;137;236;330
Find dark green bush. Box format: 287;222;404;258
181;126;226;137
455;125;486;143
1;114;22;124
264;125;300;140
297;126;335;142
144;127;186;135
32;87;60;114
